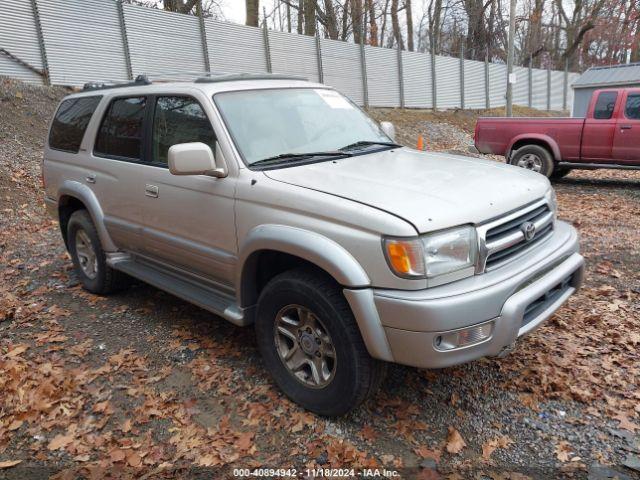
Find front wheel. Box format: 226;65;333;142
255;269;386;416
509;144;554;177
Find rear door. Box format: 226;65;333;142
135;92;237;287
580;90;619;162
612;90;640;164
90;95;148;251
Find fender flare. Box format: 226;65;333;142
58;180;118;252
236;225;394;361
507;134;561;162
237;225;370;307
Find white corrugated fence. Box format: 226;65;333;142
0;0;580;111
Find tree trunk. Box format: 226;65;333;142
351;0;364;44
427;0;442;54
391;0;404;49
366;0;378;46
322;0;339;39
246;0;259;27
298;0;304;34
405;0;414;51
303;0;316;35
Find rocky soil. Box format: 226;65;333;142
1;77;639;479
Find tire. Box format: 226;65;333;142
67;210;126;295
509;144;554;177
255;268;386;416
550;167;571;179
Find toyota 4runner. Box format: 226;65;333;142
42;74;585;416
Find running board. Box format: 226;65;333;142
107;254;249;326
558;162;640;171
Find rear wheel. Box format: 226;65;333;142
510;144;554;177
67;210;126;294
255;268;386;416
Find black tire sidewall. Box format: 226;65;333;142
255;273;365;416
67;211;108;293
511;145;554;177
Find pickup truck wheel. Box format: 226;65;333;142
510;145;554;177
255;268;386;416
67;210;126;295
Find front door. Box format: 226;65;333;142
580;90;619;162
136;94;237;287
613;90;640;164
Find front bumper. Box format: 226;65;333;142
346;220;584;369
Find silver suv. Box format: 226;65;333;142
42;74;584;416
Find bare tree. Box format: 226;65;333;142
246;0;259;26
405;0;414;51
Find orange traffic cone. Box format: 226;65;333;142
417;135;424;151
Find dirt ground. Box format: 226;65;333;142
1;77;639;480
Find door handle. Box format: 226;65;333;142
621;125;632;130
144;184;159;198
86;174;96;184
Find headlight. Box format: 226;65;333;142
545;188;558;219
384;225;477;281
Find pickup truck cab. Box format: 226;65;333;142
42;74;584;416
475;88;640;177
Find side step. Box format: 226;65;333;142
107;255;249;326
558;162;640;171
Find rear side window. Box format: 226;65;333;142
152;96;216;165
593;92;618;120
49;96;101;153
95;97;146;160
624;94;640;119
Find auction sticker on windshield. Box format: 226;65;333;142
315;89;353;109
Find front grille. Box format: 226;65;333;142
482;203;554;270
521;274;573;329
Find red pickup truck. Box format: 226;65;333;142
474;88;640;178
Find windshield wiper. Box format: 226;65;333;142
251;151;352;167
339;140;401;151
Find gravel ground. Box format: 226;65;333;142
0;78;639;479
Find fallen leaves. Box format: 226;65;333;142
482;436;514;461
613;412;640;432
48;434;74;451
0;460;22;469
445;427;466;454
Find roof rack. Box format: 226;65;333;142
80;72;308;92
82;74;151;92
194;73;308;83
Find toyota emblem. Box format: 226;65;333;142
521;221;536;241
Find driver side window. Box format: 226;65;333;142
152;96;216;165
593;91;617;120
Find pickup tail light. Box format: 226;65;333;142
473;122;480;145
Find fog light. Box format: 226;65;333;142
434;321;493;351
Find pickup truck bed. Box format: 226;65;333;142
474;87;640;177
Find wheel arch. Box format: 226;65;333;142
237;225;370;309
57;181;117;252
507;134;561;162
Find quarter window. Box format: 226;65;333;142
624;94;640;119
49;96;101;153
593;91;617;120
95;97;146;160
152;96;216;165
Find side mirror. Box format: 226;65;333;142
168;142;227;178
380;121;396;141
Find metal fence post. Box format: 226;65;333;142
117;0;133;80
430;44;437;110
315;32;324;83
262;19;272;73
360;42;369;108
547;65;551;111
563;58;569;111
528;56;533;108
459;44;465;109
29;0;50;85
397;46;405;108
484;50;489;109
197;0;211;73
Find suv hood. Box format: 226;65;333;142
263;148;550;233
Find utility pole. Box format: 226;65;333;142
506;0;516;117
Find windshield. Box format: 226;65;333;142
214;88;391;165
